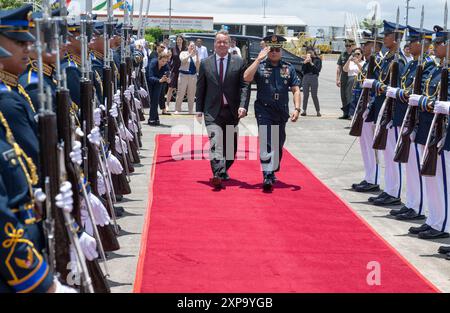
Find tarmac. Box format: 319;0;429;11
108;59;450;293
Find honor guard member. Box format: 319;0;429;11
0;5;41;170
19;9;65;112
363;20;407;206
62;20;82;108
243;35;302;191
0;45;75;293
351;30;384;193
386;26;435;220
408;25;450;239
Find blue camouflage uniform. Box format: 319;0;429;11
253;58;300;176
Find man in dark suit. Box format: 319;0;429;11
196;30;250;189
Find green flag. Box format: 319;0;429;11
93;0;107;10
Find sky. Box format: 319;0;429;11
126;0;448;29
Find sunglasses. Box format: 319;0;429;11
270;47;281;52
354;53;361;56
345;45;352;47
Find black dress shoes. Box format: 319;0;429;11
355;182;380;192
438;246;450;254
390;206;410;216
220;172;230;181
263;177;274;192
373;194;401;206
409;223;431;235
114;206;124;218
368;192;388;203
211;176;223;190
338;115;350;120
352;180;367;189
418;228;450;239
395;208;426;221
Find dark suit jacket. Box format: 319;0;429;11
196;53;249;123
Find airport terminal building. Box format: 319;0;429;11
95;11;307;37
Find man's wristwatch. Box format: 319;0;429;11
295;108;301;112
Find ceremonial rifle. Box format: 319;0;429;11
349;6;377;137
421;2;449;176
394;6;426;163
373;7;401;150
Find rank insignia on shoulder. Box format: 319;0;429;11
3;148;17;162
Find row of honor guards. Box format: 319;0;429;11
349;4;450;257
0;1;150;292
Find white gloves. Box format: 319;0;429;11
434;101;450;115
55;182;73;213
53;278;77;293
124;89;132;102
134;98;142;110
34;188;46;203
88;127;102;147
94;108;102;127
113;91;121;105
128;119;138;133
386;87;399;99
120;124;134;141
408;94;421;107
131;71;136;79
79;232;98;261
109;102;118;118
97;171;106;196
107;152;123;175
115;135;128;154
362;79;375;89
69;141;83;166
139;87;148;98
81;192;111;227
75;127;84;137
128;85;135;93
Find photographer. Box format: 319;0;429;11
301;48;322;116
146;52;171;126
342;47;365;117
175;41;201;114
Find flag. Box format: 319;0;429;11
93;0;107;11
113;1;124;9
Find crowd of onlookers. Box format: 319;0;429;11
136;33;327;125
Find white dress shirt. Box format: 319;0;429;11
196;45;208;61
228;46;241;57
215;53;229;105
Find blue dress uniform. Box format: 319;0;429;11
253;35;301;185
0;108;54;293
389;26;436;220
19;61;57;112
408;26;450;239
62;53;82;108
365;20;408;206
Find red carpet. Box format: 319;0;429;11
134;134;438;293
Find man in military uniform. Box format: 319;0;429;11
406;25;450;239
362;20;407;206
0;4;40;170
337;38;356;119
386;26;435;220
244;35;302;191
351;31;383;193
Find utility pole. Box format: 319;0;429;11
168;0;172;36
405;0;415;25
263;0;267;18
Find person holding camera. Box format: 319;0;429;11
146;52;171;126
175;41;201;114
301;48;322;116
342;47;365;117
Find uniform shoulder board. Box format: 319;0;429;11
27;70;39;85
282;60;292;66
0;81;11;92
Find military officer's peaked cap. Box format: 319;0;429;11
381;20;407;35
406;25;433;42
360;30;383;45
114;22;123;36
0;4;35;42
433;25;450;43
0;46;11;58
343;38;356;45
263;34;286;48
93;21;105;35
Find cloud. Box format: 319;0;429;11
128;0;447;28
